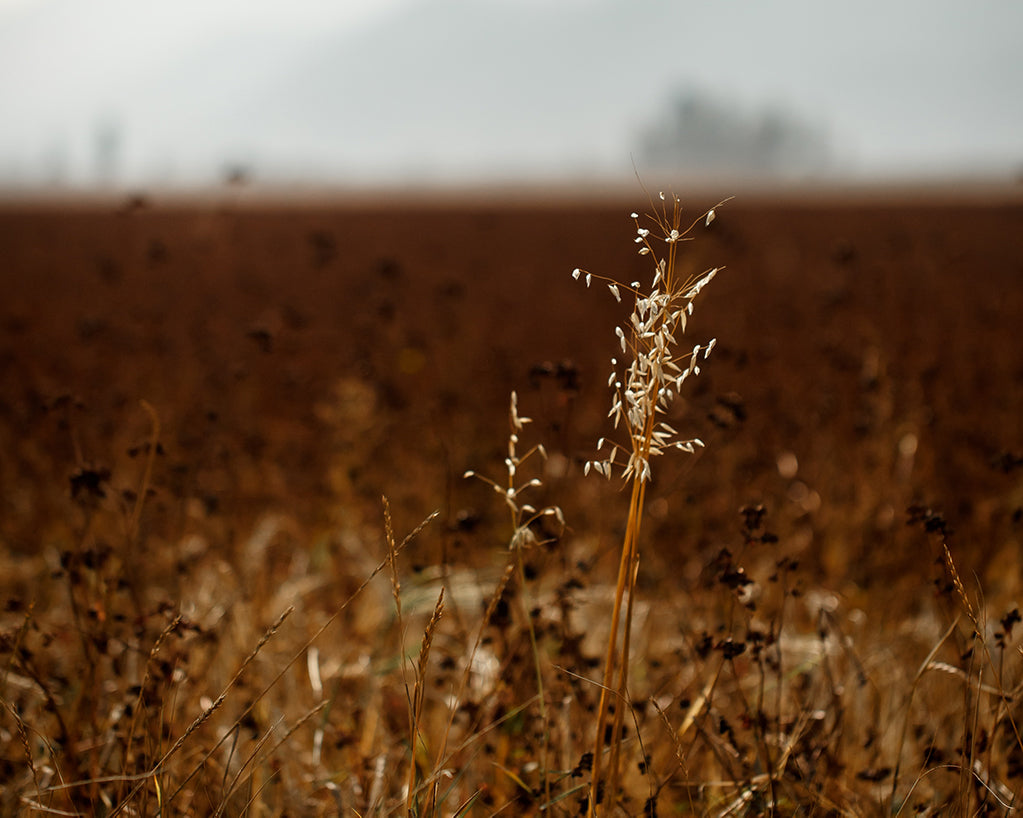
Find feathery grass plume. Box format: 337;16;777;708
573;191;728;814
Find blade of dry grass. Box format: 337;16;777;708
407;587;445;816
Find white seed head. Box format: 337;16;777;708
572;267;581;280
576;192;719;486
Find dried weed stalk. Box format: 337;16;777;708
573;192;728;814
465;390;566;803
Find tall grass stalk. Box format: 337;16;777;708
464;391;565;804
574;192;727;813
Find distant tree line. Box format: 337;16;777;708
638;88;832;176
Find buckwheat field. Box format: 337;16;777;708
2;187;1022;816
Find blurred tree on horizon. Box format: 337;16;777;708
639;87;833;177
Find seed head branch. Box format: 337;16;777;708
574;194;728;484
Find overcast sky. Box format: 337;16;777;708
1;0;1021;189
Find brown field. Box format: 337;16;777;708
2;189;1022;815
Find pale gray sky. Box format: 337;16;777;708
1;0;1020;188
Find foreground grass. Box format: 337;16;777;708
2;197;1023;816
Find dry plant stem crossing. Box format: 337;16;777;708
91;504;438;816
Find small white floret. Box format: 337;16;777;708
572;268;581;280
705;209;716;226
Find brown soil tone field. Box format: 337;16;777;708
3;194;1021;587
2;191;1023;814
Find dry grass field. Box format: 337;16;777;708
1;188;1022;815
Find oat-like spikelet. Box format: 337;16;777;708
573;192;729;485
464;390;565;540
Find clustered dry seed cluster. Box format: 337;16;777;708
573;193;722;485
